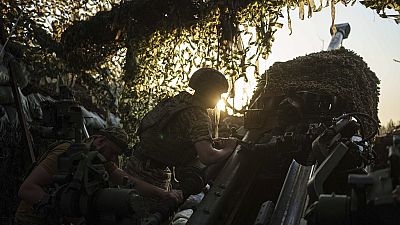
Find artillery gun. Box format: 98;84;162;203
185;24;394;225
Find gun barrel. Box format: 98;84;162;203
269;160;312;225
327;23;351;51
327;32;344;51
187;131;252;225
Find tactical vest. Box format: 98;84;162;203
23;139;95;179
138;92;203;166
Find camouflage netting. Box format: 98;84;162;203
0;0;397;223
253;48;380;134
1;0;398;140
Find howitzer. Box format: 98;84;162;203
305;131;400;225
183;19;386;225
187;90;348;225
257;111;377;225
250;114;371;225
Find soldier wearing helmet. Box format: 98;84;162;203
125;68;238;197
15;127;183;225
189;67;229;109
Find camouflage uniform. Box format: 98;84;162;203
125;91;213;190
15;127;128;225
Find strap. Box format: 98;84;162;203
23;140;73;179
139;101;199;134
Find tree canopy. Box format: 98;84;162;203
1;0;399;142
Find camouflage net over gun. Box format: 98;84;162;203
252;48;380;135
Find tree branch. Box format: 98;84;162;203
58;0;259;70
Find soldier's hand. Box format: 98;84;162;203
213;138;224;149
161;189;184;203
214;137;238;150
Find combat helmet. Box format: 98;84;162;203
97;126;128;151
189;68;229;93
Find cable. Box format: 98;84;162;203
352;114;365;140
337;112;379;142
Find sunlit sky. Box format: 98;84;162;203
263;2;400;125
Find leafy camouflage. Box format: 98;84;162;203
251;48;379;135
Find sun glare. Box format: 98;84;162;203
178;26;263;116
216;99;226;111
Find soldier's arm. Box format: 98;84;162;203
194;138;237;165
108;168;183;202
18;144;67;206
184;109;236;165
18;165;52;205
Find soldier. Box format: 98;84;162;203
15;126;183;225
125;68;238;194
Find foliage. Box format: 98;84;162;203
0;1;398;223
361;0;400;23
379;119;400;135
120;1;286;136
1;0;399;145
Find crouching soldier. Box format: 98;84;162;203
125;68;238;201
15;127;183;225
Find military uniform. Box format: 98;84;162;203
15;127;126;225
125;91;213;191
